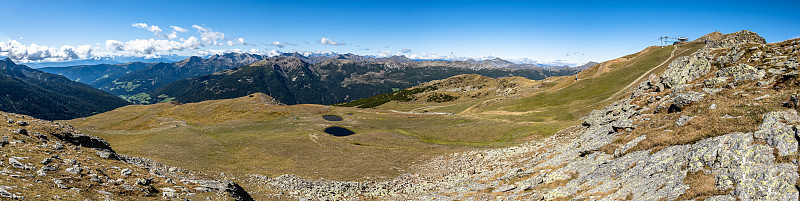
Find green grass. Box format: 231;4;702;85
67;94;540;181
491;46;675;113
333;86;437;108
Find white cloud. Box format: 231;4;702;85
196;49;235;56
319;37;344;46
270;41;296;48
272;41;286;48
133;23;186;40
378;50;393;57
401;48;412;53
398;52;498;61
0;40;95;63
191;25;208;32
132;23;162;34
104;40;124;51
196;48;280;57
508;57;539;64
246;48;281;56
105;37;202;55
225;38;246;46
191;25;237;46
171;26;188;33
166;31;179;40
2;22;258;63
266;50;281;57
103;23;250;57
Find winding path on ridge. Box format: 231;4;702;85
602;45;679;102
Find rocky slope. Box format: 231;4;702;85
0;59;130;120
247;31;800;200
0;111;253;200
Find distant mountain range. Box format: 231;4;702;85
97;53;268;97
31;52;591;105
0;58;129;120
143;56;584;105
20;56;188;68
39;62;155;89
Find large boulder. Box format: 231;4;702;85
754;110;800;156
661;56;712;88
716;63;765;82
673;91;706;108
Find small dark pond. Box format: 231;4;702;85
324;126;356;136
322;115;343;121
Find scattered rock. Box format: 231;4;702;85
0;186;24;200
702;88;722;95
675;115;693;127
9;157;34;170
673;91;706;108
65;166;82;174
96;150;115;159
0;136;7;147
709;104;718;109
716;63;765;82
121;168;133;176
53;179;68;189
162;191;178;199
493;185;516;193
704;77;728;87
135;178;152;186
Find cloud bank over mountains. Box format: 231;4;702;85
0;23;250;63
0;22;577;66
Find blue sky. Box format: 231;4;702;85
0;0;798;65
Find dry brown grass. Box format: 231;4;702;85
533;171;578;193
599;131;642;155
580;188;618;200
625;81;776;154
676;171;729;200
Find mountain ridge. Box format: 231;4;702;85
0;58;130;120
141;55;583;105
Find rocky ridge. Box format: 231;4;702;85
249;31;800;200
0;112;253;200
